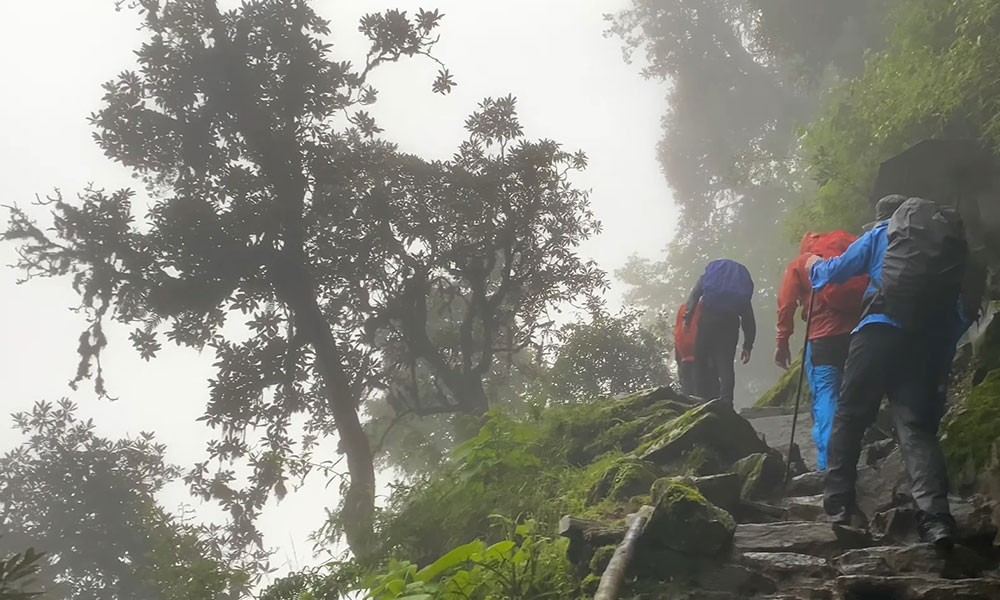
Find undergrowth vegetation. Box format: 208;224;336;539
265;388;690;599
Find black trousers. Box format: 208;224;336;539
694;310;739;403
824;323;950;517
677;357;698;396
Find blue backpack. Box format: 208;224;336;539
700;259;754;314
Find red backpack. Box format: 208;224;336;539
674;302;701;363
804;231;868;314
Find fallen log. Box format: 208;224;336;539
559;516;626;545
593;506;652;600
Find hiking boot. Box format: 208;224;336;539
825;508;851;527
918;512;956;550
825;503;868;529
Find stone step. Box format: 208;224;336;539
833;544;993;579
836;574;1000;599
740;551;834;581
782;494;825;522
734;521;871;558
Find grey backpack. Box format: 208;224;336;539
878;197;968;329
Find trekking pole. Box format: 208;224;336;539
784;291;816;485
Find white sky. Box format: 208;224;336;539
0;0;674;582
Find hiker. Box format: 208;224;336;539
674;301;718;398
775;231;867;471
806;194;973;546
683;259;756;405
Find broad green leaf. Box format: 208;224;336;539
415;540;484;582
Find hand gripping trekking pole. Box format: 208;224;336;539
784;291;816;485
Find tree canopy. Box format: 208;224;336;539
0;400;244;600
4;0;602;559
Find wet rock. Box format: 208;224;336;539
759;584;835;600
737;498;789;524
642;480;736;556
588;545;616;574
652;473;741;515
630;545;707;581
952;495;999;546
863;438;898;467
734;522;870;557
778;442;810;478
558;516;625;571
856;449;911;519
614;385;695;406
587;457;663;505
834;544;990;579
784;495;825;522
739;406;794;419
787;470;825;497
837;574;1000;600
733;451;786;501
641;400;768;469
740;552;833;580
695;563;777;596
872;496;999;547
871;508;920;545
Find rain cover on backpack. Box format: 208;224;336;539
674;302;701;363
700;259;754;315
880;197;968;329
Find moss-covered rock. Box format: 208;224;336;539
942;369;1000;484
587;457;663;505
732;451;786;501
543;388;689;465
754;359;810;409
651;473;741;514
642;481;736;556
640;399;767;469
588;544;616;574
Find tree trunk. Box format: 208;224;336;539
276;271;377;559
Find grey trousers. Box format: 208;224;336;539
824;323;951;516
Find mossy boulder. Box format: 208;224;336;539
588;544;616;575
732;451;786;501
544;387;689;465
651;473;741;514
942;369;1000;485
581;573;601;595
642;481;736;556
640;399;768;469
587;457;663;505
754;359;810;409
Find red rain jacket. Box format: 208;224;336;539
776;231;868;346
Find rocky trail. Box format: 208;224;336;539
561;393;1000;600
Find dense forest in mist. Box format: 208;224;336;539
3;0;1000;599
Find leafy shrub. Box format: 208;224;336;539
364;517;574;600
